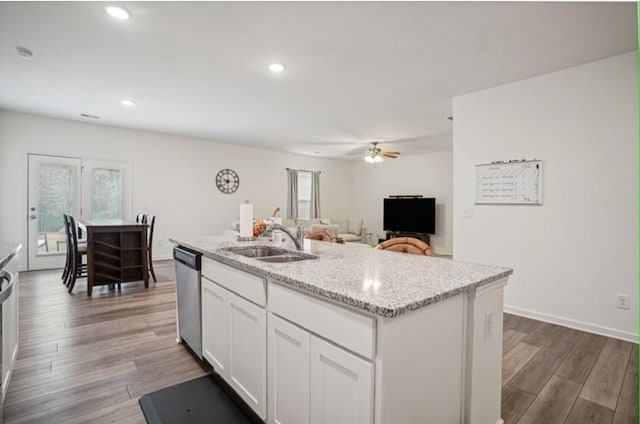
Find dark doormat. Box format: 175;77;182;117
138;373;260;424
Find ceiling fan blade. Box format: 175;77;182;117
381;152;400;158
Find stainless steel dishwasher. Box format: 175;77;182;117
174;246;202;359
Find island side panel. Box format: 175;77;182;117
374;293;465;423
465;277;508;424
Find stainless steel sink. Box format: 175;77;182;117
225;246;288;258
223;246;317;263
255;254;311;263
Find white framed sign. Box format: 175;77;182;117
475;160;543;205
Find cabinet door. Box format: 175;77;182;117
201;278;229;376
310;336;373;424
228;291;267;420
268;313;310;424
2;260;19;402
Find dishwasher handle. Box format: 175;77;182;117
173;246;201;270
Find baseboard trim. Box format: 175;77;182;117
504;305;638;343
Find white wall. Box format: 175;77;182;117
0;110;355;269
453;52;638;341
351;150;453;254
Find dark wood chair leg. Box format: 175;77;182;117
148;257;157;283
68;253;79;293
62;214;71;284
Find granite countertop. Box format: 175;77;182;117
170;236;513;319
0;243;22;270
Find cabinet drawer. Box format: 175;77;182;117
269;283;375;359
202;258;266;306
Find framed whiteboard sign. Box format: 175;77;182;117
475;160;543;205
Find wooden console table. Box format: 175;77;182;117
79;219;148;296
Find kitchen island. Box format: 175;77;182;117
171;236;512;424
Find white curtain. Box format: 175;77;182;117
286;169;298;219
310;171;321;219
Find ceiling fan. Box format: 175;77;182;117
364;142;400;164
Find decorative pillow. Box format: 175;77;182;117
320;218;332;225
347;218;363;236
334;218;348;234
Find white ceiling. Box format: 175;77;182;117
0;2;636;158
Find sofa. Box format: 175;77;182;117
281;218;366;243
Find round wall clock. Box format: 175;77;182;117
215;168;240;194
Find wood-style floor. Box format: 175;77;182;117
4;262;638;423
502;316;638;424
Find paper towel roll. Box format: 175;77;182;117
239;202;254;238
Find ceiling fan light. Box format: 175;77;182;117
105;5;131;20
374;155;384;163
364;155;375;163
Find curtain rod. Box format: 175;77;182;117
286;168;320;173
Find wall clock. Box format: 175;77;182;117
215;168;240;194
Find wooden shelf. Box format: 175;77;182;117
86;223;148;296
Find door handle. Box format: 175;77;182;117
29;215;36;220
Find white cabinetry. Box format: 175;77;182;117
202;277;228;373
267;306;373;424
310;336;373;424
201;258;267;419
268;313;310;424
227;291;266;417
1;251;19;404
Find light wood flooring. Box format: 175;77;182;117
4;262;638;423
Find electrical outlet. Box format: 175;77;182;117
616;294;630;310
463;208;474;219
484;311;493;339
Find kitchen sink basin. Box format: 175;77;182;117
223;246;317;263
225;246;288;258
255;254;312;263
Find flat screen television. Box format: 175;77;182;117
383;197;436;234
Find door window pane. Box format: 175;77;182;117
37;164;75;254
90;168;123;219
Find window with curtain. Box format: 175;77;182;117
297;171;312;219
287;169;321;219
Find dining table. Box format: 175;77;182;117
78;219;148;296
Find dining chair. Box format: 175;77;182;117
143;214;157;282
136;213;146;223
66;215;88;293
61;214;72;284
305;228;337;242
375;237;434;256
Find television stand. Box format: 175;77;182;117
385;231;430;245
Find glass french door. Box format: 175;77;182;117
27;154;132;270
81;160;132;222
28;154;82;270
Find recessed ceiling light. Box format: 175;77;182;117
16;46;34;60
121;98;136;107
269;63;285;73
105;5;131;20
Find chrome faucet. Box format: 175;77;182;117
269;223;304;250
